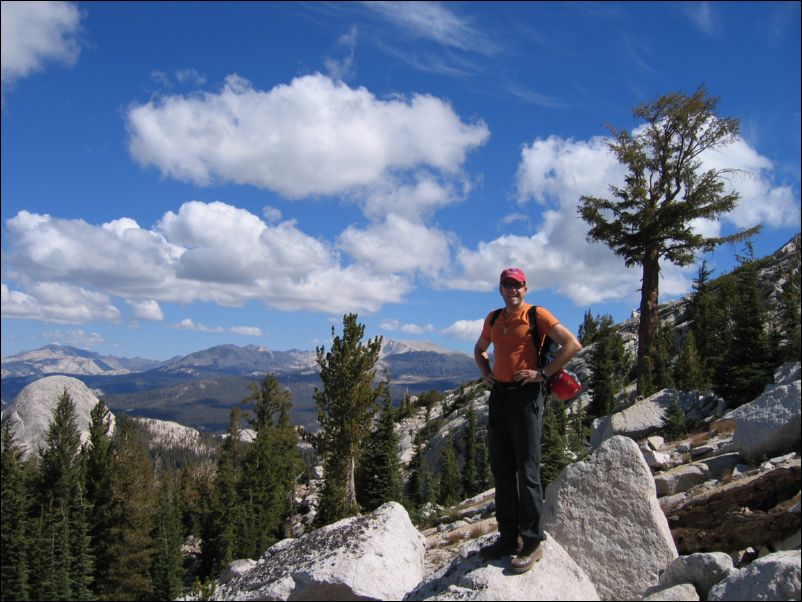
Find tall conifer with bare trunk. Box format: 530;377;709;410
579;86;759;390
315;313;382;525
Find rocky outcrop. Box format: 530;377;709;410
653;363;802;556
708;550;801;601
132;416;213;455
662;457;801;554
211;501;425;601
3;375;111;460
642;583;700;601
210;361;801;601
543;436;677;601
654;462;711;497
406;533;599;601
590;388;725;448
725;379;801;462
643;552;733;600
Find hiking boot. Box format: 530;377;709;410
479;535;521;560
509;538;543;573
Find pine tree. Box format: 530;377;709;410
709;277;738;395
239;374;299;557
437;438;462;506
82;400;115;599
420;459;437;508
397;392;414;420
716;245;775;406
588;315;624;417
178;459;213;539
105;416;157;600
577;309;599;345
245;373;291;432
407;444;435;508
777;238;801;362
33;389;95;601
674;331;708;392
541;399;569;489
475;440;492;493
688;260;740;388
566;404;590;462
651;324;677;392
688;261;716;367
269;400;299;540
314;314;382;525
202;408;245;576
579;86;759;391
151;476;184;601
461;403;478;497
315;459;352;526
356;388;403;511
1;419;30;601
664;394;688;440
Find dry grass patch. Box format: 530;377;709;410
689;431;711;447
711;419;736;437
430;517;498;549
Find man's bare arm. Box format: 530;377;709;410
474;336;495;386
543;323;582;377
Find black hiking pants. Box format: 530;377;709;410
487;381;546;543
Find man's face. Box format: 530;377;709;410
500;279;527;307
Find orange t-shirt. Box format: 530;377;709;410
480;303;559;382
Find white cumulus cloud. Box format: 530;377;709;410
126;299;164;321
2;282;121;324
441;318;484;342
230;326;264;337
3;201;413;322
1;1;82;93
380;319;435;334
450;131;800;306
338;213;453;276
126;73;489;199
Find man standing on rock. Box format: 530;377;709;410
473;267;582;573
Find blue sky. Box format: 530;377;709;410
2;1;800;361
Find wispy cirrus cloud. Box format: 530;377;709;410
360;2;564;108
362;1;498;56
324;26;358;81
41;329;105;349
679;2;718;36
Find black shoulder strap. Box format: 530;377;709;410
530;305;559;374
527;305;543;366
489;308;503;327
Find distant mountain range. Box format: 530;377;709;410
1;344;162;378
2;340;469;379
1;340;477;432
4;233;798;433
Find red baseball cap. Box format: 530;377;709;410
500;267;526;284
